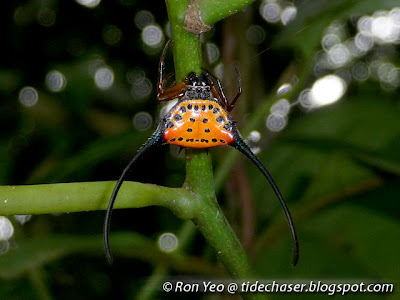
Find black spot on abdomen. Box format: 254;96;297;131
216;116;224;123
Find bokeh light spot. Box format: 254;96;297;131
345;38;365;57
277;83;292;95
389;8;400;26
0;216;14;241
165;21;172;38
322;33;341;51
246;25;266;45
158;232;178;253
213;63;224;80
88;59;106;76
19;87;38;107
310;74;347;107
325;21;347;40
378;62;397;84
260;3;281;23
327;44;351;68
94;67;114;90
46;70;67;92
246;130;261;154
127;68;146;85
357;16;373;33
205;43;220;64
133;112;152;131
247;130;261;143
75;0;101;8
351;61;370;81
369;60;383;80
266;114;287;132
281;6;297;25
135;10;154;29
355;32;374;51
142;25;164;47
14;215;32;225
299;89;313;108
371;15;398;43
131;77;152;100
270;99;290;116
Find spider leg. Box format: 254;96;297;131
104;129;164;264
230;132;299;266
204;67;242;112
156;40;188;102
227;66;242;111
157;40;173;97
157;82;187;102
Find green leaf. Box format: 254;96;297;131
254;201;400;281
249;96;399;264
300;152;375;203
282;97;400;175
305;203;400;279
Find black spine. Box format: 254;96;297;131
103;129;164;264
231;135;299;266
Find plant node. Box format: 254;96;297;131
185;0;212;34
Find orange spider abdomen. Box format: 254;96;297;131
163;99;235;148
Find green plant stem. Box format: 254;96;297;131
185;150;252;278
166;0;202;79
0;182;195;220
198;0;256;26
185;151;265;299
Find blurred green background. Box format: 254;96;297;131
0;0;399;299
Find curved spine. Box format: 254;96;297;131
231;134;299;266
103;129;164;264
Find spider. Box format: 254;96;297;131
104;40;299;266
